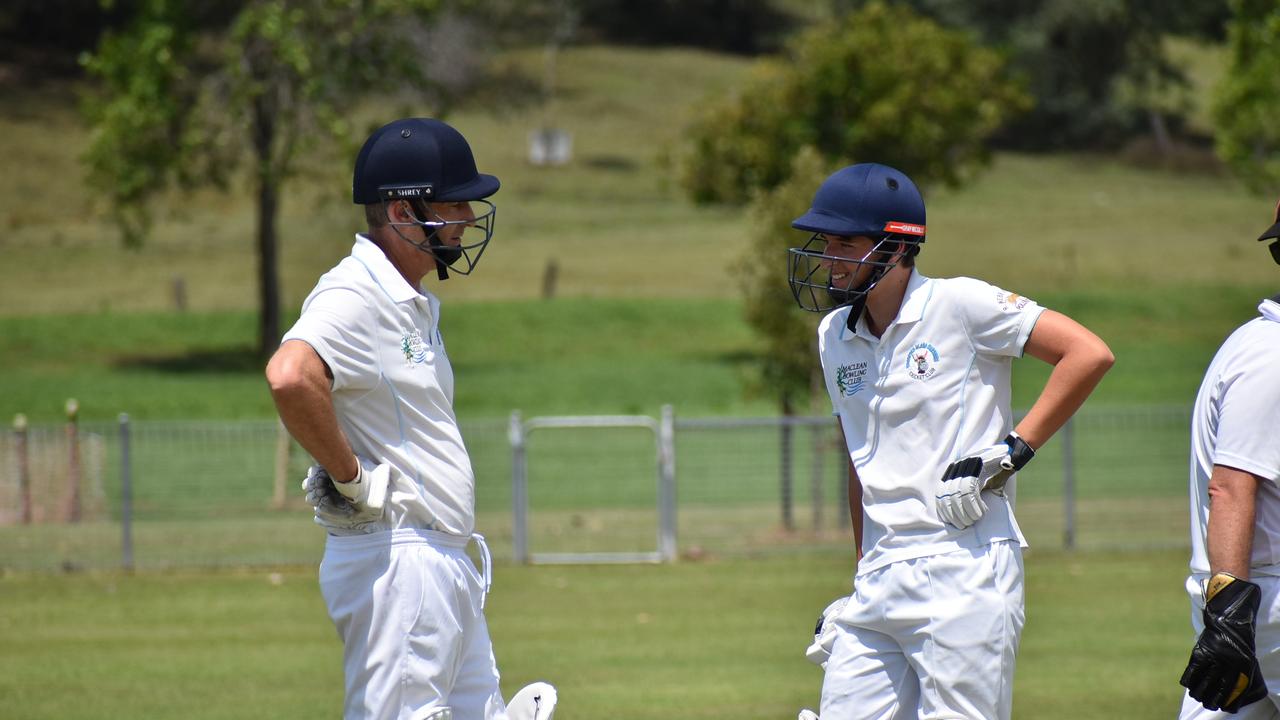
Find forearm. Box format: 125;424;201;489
273;384;358;481
1015;352;1111;449
1207;466;1262;579
266;341;359;482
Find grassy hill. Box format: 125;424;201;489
0;44;1275;423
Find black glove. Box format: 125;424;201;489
1180;573;1269;712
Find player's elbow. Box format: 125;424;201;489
265;351;310;400
1076;336;1115;380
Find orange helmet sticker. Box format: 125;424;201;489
884;221;926;236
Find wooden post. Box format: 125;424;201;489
272;420;291;510
14;414;31;525
64;399;81;523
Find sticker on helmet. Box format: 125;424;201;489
884;221;925;236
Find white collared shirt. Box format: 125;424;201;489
819;269;1044;575
282;234;475;535
1188;298;1280;576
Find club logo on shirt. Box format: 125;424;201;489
400;330;428;366
996;290;1031;311
835;362;868;397
906;342;939;381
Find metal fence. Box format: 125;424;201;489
0;405;1193;572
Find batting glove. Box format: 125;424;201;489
1181;573;1269;712
936;432;1035;529
301;459;390;528
805;596;849;668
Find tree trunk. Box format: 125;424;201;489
251;93;281;361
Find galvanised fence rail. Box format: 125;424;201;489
0;406;1191;572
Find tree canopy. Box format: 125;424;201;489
1213;0;1280;195
80;0;476;358
678;1;1028;206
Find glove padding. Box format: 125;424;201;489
301;459;390;528
1181;573;1269;713
935;432;1035;529
805;596;849;668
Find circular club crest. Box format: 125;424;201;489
906;342;939;381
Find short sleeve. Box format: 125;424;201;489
1216;359;1280;484
281;288;379;392
951;278;1045;358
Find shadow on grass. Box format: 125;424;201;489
114;346;264;374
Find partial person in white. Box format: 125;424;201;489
265;118;555;720
1179;198;1280;718
786;163;1114;720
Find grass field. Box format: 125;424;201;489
0;549;1195;720
0;38;1270;720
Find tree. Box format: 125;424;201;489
1213;0;1280;195
81;0;483;359
679;1;1027;206
680;2;1027;410
821;0;1232;152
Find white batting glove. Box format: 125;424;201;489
935;432;1034;529
301;459;390;528
805;596;849;668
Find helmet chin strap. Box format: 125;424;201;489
404;198;461;281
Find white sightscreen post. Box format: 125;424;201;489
509;410;529;564
658;404;677;562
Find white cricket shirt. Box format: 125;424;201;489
820;269;1044;575
1188;298;1280;576
283;235;476;536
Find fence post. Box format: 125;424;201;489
780;397;795;532
509;411;529;564
658;405;677;562
1063;416;1076;551
119;413;134;572
14;414;31;524
272;420;291;509
811;423;825;532
64;399;81;523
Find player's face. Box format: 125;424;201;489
820;234;881;291
428;201;478;247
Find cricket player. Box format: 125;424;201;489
1178;199;1280;718
266;118;554;720
786;163;1114;719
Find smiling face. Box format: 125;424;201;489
820;234;888;293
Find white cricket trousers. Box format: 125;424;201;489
821;541;1025;720
320;528;507;720
1179;573;1280;719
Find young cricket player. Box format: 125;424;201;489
786;163;1114;718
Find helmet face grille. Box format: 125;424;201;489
390;199;498;277
787;234;907;313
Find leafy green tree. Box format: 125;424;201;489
679;1;1027;206
823;0;1231;151
81;0;474;358
1213;0;1280;194
734;147;835;407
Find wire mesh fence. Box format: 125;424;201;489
0;406;1192;572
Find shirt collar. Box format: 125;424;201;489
846;268;931;341
351;233;423;304
1260;297;1280;323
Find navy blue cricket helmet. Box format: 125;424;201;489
353;118;500;279
788;163;927;316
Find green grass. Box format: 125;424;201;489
0;549;1193;720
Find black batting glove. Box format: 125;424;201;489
1181;573;1269;713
